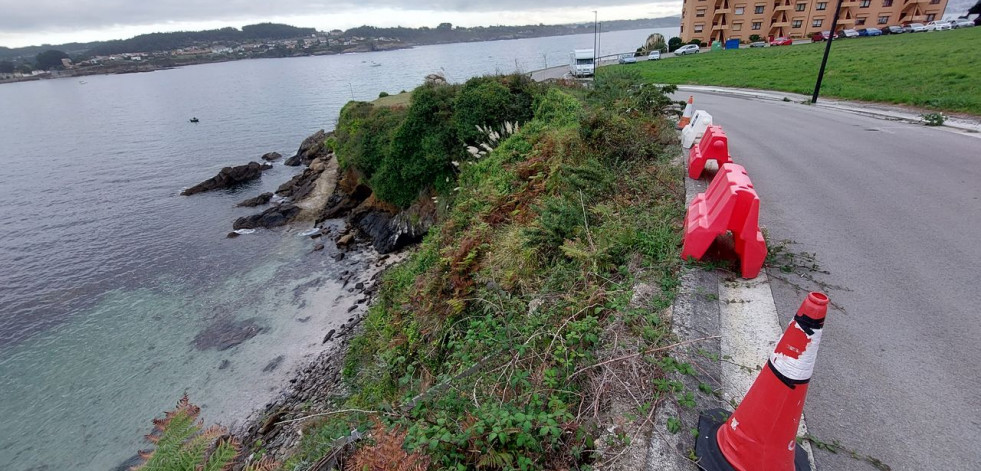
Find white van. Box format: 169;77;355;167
570;49;595;77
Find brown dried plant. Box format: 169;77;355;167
344;422;430;471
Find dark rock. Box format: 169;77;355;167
181;161;269;196
352;199;436;254
284;129;331;167
226;232;240;239
317;184;373;222
261;152;283;162
263;355;285;373
310;232;322;239
233;203;300;230
355;282;364;290
237;192;274;207
333;252;345;261
347;305;357;313
218;359;231;370
336;233;354;246
313;243;325;252
276;167;323;200
323;329;336;343
283;154;303;166
193;317;263;351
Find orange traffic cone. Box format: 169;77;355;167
677;96;694;129
695;292;829;471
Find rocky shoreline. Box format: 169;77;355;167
180;128;436;466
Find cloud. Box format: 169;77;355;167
0;0;661;33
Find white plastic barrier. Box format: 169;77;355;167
681;110;713;149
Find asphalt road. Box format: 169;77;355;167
678;91;981;470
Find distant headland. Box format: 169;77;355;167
0;18;679;83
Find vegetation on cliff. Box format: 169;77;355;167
282;71;686;469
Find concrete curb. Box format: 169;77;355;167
675;85;981;135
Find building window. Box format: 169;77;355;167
752;21;763;29
735;6;745;13
878;15;889;23
733;22;744;30
755;5;766;13
812;19;824;26
925;13;936;20
859;0;870;6
695;24;705;32
882;0;892;5
856;17;866;24
792;19;803;27
816;2;827;9
796;3;806;10
697;8;706;16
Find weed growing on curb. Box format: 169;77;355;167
801;434;892;471
921;112;945;126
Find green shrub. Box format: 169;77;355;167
453;74;538;145
333;101;406;178
668;36;683;52
379;91;389;97
373;81;462;207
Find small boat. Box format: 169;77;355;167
78;80;87;84
189;117;199;123
369;61;381;67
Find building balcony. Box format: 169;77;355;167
771;21;791;27
774;5;794;10
837;18;856;24
713;23;730;30
715;8;732;14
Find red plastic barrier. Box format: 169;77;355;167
695;292;829;471
688;125;731;179
681;163;766;279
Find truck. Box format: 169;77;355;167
569;49;595;77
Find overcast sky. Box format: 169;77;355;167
0;1;683;48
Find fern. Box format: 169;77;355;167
132;394;278;471
345;422;430;471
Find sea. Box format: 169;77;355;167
0;27;678;470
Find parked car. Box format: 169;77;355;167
811;31;832;41
857;27;883;36
648;50;661;60
618;53;637;64
882;25;905;34
905;23;928;32
838;29;860;38
675;44;701;55
770;36;793;46
925;21;952;31
749;41;768;47
949;18;975;28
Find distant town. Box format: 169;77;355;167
0;18;679;83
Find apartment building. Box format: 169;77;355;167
681;0;949;43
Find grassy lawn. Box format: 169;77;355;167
626;28;981;115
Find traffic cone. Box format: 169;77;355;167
695;292;829;471
677;96;694;129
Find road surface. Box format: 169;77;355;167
678;90;981;470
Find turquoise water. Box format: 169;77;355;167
0;28;677;469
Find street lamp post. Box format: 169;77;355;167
812;0;845;103
593;11;598;66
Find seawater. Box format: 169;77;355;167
0;28;677;470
